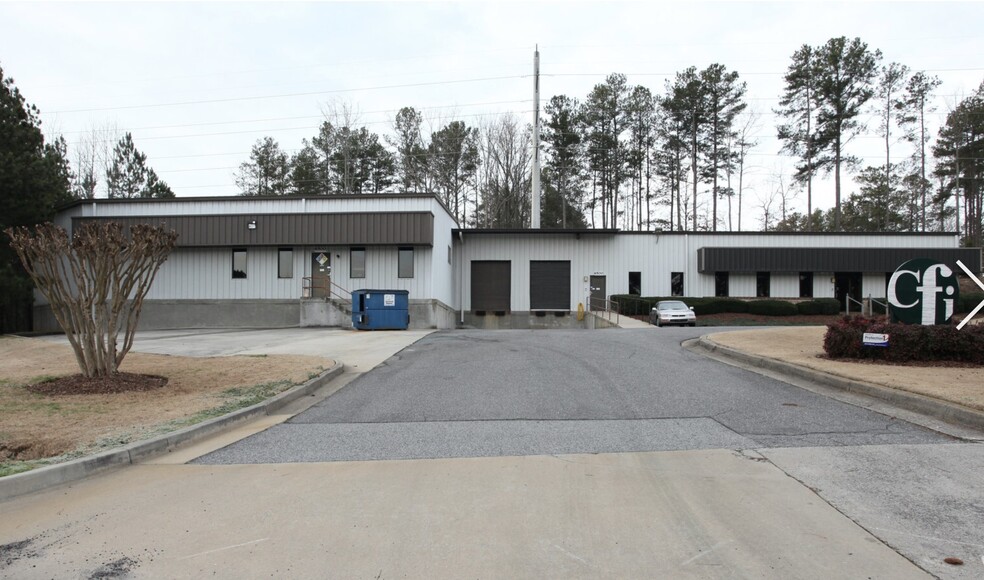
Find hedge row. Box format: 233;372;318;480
612;295;840;317
823;315;984;364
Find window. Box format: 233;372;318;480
351;247;366;279
799;272;813;298
232;249;247;279
757;272;771;297
398;247;414;278
278;248;293;279
448;245;452;265
715;272;729;297
628;272;641;296
670;272;684;297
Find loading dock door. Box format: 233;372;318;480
471;261;511;313
530;261;571;310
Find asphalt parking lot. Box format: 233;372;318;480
196;328;956;464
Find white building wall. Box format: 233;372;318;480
769;274;801;298
428;201;458;307
814;274;835;298
729;274;757;298
311;245;433;298
148;247;303;300
863;273;888;299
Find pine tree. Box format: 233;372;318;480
776;45;819;228
429;121;479;223
934;81;984;247
899;71;943;230
105;133;173;199
542;95;587;229
700;64;746;231
0;65;74;331
391;107;429;193
812;37;882;230
106;133;147;199
582;74;630;229
235;137;291;196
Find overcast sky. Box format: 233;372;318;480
2;1;982;229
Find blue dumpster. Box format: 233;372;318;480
352;289;410;330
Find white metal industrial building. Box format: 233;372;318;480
35;193;980;331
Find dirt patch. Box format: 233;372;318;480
708;326;984;412
0;336;333;465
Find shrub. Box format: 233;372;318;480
796;301;820;315
959;293;984;314
823;315;984;364
816;298;841;315
748;300;798;316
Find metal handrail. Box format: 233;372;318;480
845;295;864;316
588;296;620;325
869;295;889;318
302;276;351;301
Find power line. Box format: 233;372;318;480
45;75;529;114
58;99;533;134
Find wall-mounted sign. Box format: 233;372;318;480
887;259;959;325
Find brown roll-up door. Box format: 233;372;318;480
530;260;570;310
471;261;511;312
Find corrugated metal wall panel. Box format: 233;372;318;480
305;245;432;300
74;213;436;247
144;244;433;301
770;274;800;298
698;247;981;273
863;273;888;298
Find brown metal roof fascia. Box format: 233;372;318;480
453;228;620;235
697;247;982;273
73;212;435;247
57;192;456;218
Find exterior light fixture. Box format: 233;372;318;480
247;220;257;230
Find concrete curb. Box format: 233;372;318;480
0;361;345;503
695;336;984;433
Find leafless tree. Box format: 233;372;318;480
6;222;177;378
72;122;120;199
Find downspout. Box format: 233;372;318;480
458;230;464;325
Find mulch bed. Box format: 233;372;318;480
28;373;169;396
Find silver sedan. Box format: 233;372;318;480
650;300;697;327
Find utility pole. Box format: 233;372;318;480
531;46;541;229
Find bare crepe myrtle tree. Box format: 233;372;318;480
5;222;177;378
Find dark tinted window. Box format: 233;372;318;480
278;248;292;279
671;272;684;297
715;272;729;297
628;272;641;296
351;248;366;278
398;247;413;278
232;249;247;279
757;272;770;297
799;272;813;298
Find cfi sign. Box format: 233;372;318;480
887;259;960;325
